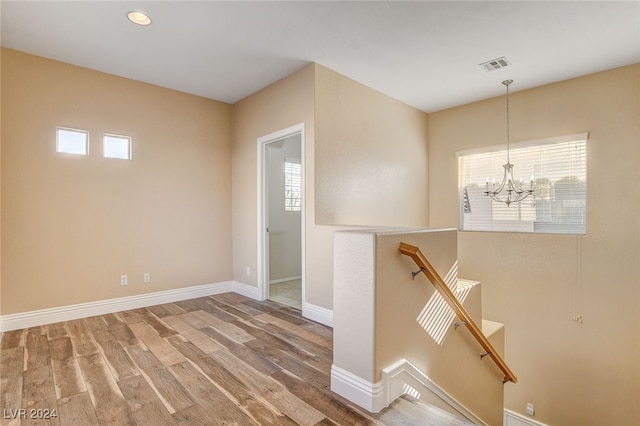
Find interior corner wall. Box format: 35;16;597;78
231;62;342;312
314;64;430;227
230;63;315;292
302;64;430;310
427;64;640;425
1;48;233;315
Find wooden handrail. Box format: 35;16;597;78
399;242;517;384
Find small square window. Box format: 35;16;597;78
104;134;131;159
56;127;89;155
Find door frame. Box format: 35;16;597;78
257;123;305;303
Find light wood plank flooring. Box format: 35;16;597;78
0;294;473;425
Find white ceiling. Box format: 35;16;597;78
2;1;639;112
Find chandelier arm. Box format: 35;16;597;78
509;178;526;194
489;176;508;195
488;190;534;206
485;162;512;196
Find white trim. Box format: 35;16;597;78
269;276;302;285
257;123;306;304
302;302;333;327
331;359;487;420
330;364;386;413
231;281;262;300
0;281;233;332
381;358;487;426
504;409;550;426
455;132;589;157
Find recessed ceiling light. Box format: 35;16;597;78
127;11;152;26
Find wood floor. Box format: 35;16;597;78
0;293;473;425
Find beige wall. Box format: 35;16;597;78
428;64;640;425
231;63;315;291
1;48;233;314
314;65;430;227
0;47;3;317
230;63;343;311
1;52;431;317
232;63;430;311
309;65;430;309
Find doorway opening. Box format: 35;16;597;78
258;124;304;310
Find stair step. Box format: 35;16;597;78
375;394;476;425
482;319;504;339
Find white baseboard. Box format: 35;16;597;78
504;409;549;426
232;282;333;327
268;276;302;285
0;281;233;332
0;279;333;334
231;281;262;300
331;364;386;413
302;301;333;327
331;358;488;423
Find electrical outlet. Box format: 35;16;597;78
246;266;251;277
526;402;535;416
120;275;128;286
143;273;151;283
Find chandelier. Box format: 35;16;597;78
484;79;535;206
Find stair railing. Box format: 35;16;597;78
399;242;517;384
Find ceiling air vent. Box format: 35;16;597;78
480;56;511;71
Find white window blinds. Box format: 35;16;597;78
284;158;302;212
457;133;587;234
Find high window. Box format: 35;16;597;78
56;127;89;155
103;134;132;159
457;133;587;234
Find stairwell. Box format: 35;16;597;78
377;394;477;425
331;228;509;426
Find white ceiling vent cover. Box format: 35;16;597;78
480;56;511;71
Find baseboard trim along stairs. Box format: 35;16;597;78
504;409;550;426
330;364;386;413
331;358;487;426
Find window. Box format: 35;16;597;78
103;134;131;159
284;158;301;212
458;133;587;234
56;127;89;155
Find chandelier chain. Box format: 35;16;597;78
505;79;511;162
